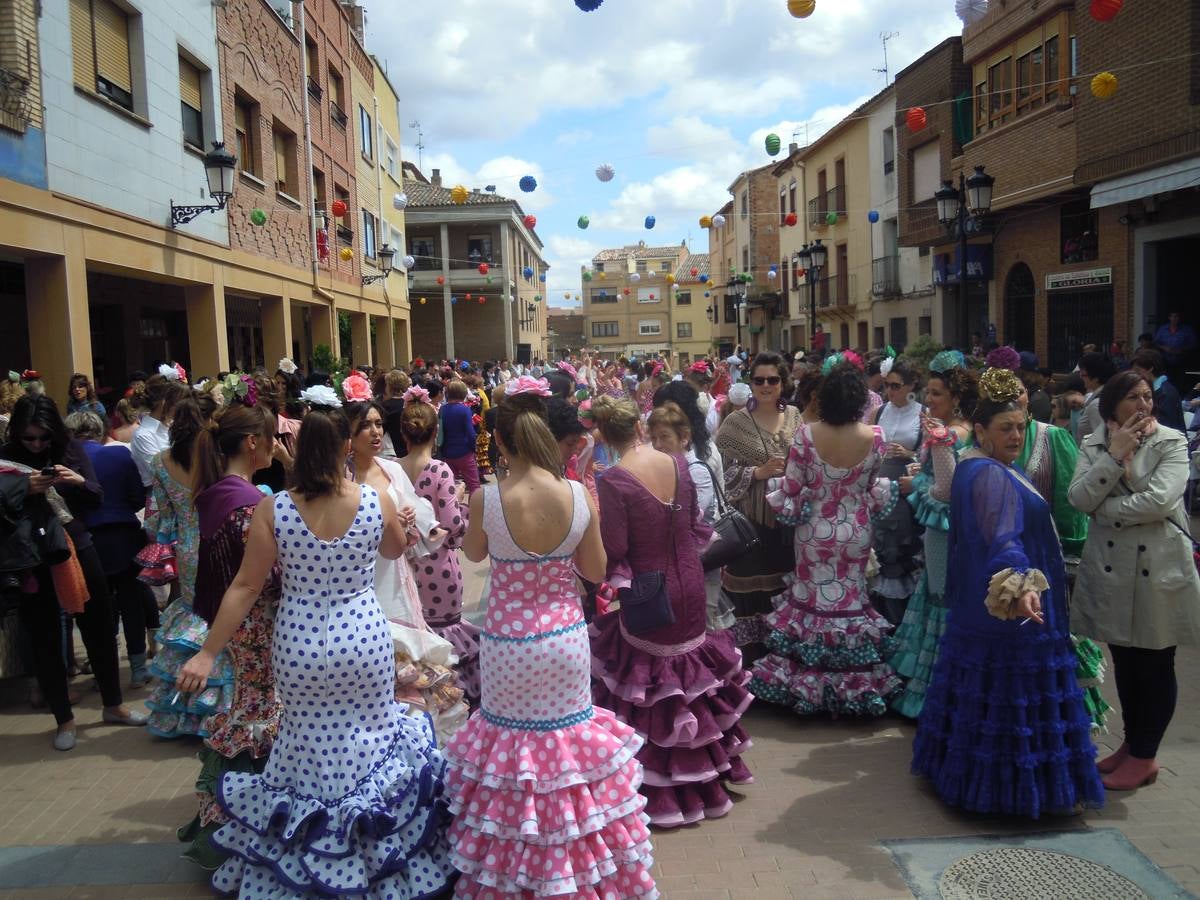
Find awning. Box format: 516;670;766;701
1090;156;1200;209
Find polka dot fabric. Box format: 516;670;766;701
444;481;658;898
209;487;455;898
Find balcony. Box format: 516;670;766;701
807;197;822;229
306;76;322;100
816;274;851;309
336;224;353;244
818;275;833;308
409;259;506;288
871;255;900;297
824;185;845;223
330;100;347;130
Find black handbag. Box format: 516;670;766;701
696;459;761;572
618;466;678;635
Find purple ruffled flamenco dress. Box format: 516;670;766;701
591;458;754;828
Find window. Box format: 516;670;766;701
594;262;604;272
272;124;297;196
789;180;797;214
591;321;618;337
358;104;372;161
591;290;616;304
676;322;692;338
637;288;659;303
912;142;940;201
384;136;398;179
70;0;134;110
742;248;749;272
988;56;1013;127
779;190;787;225
639;320;662;336
178;55;204;149
234;92;259;176
919;315;932;335
675;291;691;306
1060;198;1098;264
389;225;403;252
636;259;647;273
723;294;737;323
1045;35;1060;102
467;235;492;263
660;260;671;272
304;39;320;98
328;67;346;127
740;190;748;219
410;236;434;266
882;128;895;175
334;185;351;233
975;79;987;134
361;209;377;259
312;166;326;215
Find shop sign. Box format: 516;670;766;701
1045;267;1112;291
932;245;993;284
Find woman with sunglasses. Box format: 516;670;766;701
715;352;802;662
870;359;925;625
4;394;145;750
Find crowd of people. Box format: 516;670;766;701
2;324;1199;896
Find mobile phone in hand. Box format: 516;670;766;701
40;467;56;478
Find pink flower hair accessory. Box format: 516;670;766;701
555;361;579;384
341;372;373;402
507;375;552;397
402;385;433;406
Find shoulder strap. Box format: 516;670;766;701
694;458;730;516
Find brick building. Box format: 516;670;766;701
704;200;736;357
581;241;688;358
547;308;585;357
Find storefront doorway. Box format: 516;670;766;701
1004;263;1036;352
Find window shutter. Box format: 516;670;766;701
273;131;288;189
234;101;247;134
93;0;131;93
69;0;94;91
178;56;202;111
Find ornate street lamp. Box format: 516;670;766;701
936;165;996;347
170;142;236;227
362;243;395;285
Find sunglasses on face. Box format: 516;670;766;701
752;376;782;386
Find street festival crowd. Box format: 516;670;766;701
3;316;1200;897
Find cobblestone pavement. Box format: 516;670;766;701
1;553;1197;898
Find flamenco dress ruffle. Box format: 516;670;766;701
888;475;950;718
1072;634;1111;733
749;574;902;717
590;614;753;828
912;624;1105;818
444;705;658;898
210;713;455;898
430;617;483;704
145;597;234;738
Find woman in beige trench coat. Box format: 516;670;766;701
1069;370;1200;792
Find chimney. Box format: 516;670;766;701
789;142;799;153
431;168;442;187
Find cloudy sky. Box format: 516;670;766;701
364;0;962;307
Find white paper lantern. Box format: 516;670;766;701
402;255;415;269
630;272;641;283
955;0;988;25
595;163;615;182
712;214;726;228
393;192;408;210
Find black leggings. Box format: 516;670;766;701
1109;644;1177;760
111;569;159;656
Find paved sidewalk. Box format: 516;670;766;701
0;553;1197;898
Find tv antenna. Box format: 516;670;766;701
408;120;425;170
875;31;899;85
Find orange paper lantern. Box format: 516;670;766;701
906;107;927;132
785;212;798;226
436;275;445;285
1089;0;1122;22
330;199;347;217
787;0;816;18
478;262;489;275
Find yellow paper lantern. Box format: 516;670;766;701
339;247;353;261
1090;71;1118;99
419;297;427;305
699;215;713;228
450;184;469;205
666;273;675;285
787;0;815;18
597;272;605;279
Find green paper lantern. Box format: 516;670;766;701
583;271;592;281
249;208;267;226
486;275;493;284
825;211;838;225
577;215;590;229
764;133;781;156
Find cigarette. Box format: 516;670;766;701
1020;617;1033;626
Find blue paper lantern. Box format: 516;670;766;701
523;266;534;279
539;272;547;282
699;273;708;283
519;175;537;192
868;209;880;223
574;0;603;9
644;215;656;229
451;296;458;304
703;291;710;298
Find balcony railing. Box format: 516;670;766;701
306;76;322;100
836;269;849;306
807;197;822;229
825;185;845;223
336;224;353;244
818;275;832;308
330;100;347;129
872;255;900;297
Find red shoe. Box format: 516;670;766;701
1102;755;1159;791
1097;742;1130;774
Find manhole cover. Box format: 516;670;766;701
939;847;1148;899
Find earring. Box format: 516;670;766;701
952;406;962;420
776;399;787;412
746;397;759;412
907;392;917;405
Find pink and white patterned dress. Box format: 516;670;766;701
443;480;658;899
749;423;903;716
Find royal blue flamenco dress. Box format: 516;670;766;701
912;454;1104;818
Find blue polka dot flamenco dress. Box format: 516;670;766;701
208;485;455;898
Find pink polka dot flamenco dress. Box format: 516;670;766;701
442;479;658;898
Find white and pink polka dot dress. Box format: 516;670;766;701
443;480;659;898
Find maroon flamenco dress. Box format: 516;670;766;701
591;457;754;828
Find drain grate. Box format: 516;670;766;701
938;847;1149;899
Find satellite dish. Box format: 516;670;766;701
955;0;987;25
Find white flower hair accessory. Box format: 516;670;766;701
159;363;181;381
879;357;894;378
728;382;752;407
300;384;342;408
278;357;298;375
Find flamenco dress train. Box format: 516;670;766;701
209;486;455;897
443;480;657;898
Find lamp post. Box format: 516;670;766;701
794;239;827;354
730;277;748;349
170;142;236;227
935;165;995;348
361;243;394;286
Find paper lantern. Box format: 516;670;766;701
451;296;457;304
666;273;675;284
954;0;987;25
393;192;408;210
768;268;778;279
787;0;816;18
797;267;807;278
630;273;641;283
649;293;655;300
868;210;880;223
522;266;533;279
465;293;472;301
765;133;782;156
623;287;631;295
644;215;656;229
450;184;469;204
534;294;542;302
523;214;537;229
583;271;593;281
575;294;580;301
539;273;547;282
486;276;493;284
596;163;615;182
577;215;590;229
712;214;726;228
564;292;571;299
699;215;713;228
785;211;798;226
825;211;838;225
478;296;486;304
690;267;699;276
436;275;445;285
419;297;427;305
575;0;603;10
1089;0;1122;22
1091;71;1118;99
330;199;347;217
339;247;353;261
703;291;710;298
249;208;266;226
478;262;489;275
597;272;605;279
906;107;927;132
519;175;537;193
699;274;708;283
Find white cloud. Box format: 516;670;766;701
554;128;594;147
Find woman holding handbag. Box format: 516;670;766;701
590;395;753;828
